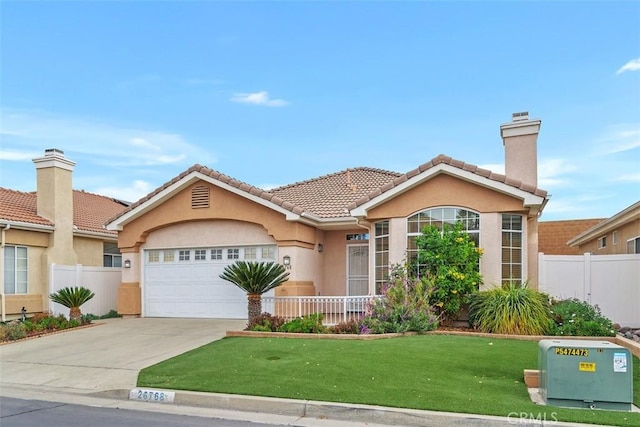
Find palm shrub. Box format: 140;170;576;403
49;286;95;322
219;261;289;324
469;282;553;335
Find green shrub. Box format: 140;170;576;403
278;313;327;333
4;321;27;341
469;283;553;335
332;319;361;334
100;309;121;319
21;320;36;332
69;319;80;328
247;312;286;332
415;223;483;323
361;265;439;334
549;298;615;337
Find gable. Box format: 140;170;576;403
365;173;533;221
116;180;316;250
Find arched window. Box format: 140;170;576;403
407;207;480;276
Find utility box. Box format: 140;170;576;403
539;339;633;411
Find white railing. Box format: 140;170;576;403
262;295;382;325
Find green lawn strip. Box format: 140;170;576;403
138;335;640;427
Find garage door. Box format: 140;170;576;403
144;245;277;318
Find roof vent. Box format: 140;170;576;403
512;112;529;122
191;185;210;208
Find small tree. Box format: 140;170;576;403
415;223;483;323
49;286;95;322
219;261;289;324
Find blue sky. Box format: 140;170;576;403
1;1;638;221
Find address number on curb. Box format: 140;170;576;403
129;388;175;403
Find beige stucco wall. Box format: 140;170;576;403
74;236;110;266
576;219;640;255
1;228;49;316
117;182;317;252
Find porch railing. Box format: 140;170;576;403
262;295;382;325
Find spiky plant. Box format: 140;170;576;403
49;286;95;322
468;282;553;335
219;261;289;324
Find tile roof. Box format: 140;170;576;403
0;187;128;236
0;188;53;227
347;154;548;210
108;154;549;224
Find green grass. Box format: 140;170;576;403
139;335;640;427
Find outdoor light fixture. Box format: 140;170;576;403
317;243;324;253
282;255;291;269
124;259;131;269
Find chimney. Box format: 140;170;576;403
500;112;541;188
32;148;78;264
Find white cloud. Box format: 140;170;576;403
616;173;640;182
93;180;155;204
477;163;504;174
616;57;640;75
0;109;215;167
231;91;289;107
595;125;640;155
0;150;41;161
538;158;577;187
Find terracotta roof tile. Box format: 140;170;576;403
0;187;127;236
269;167;402;218
0;188;53;227
109;154;549;224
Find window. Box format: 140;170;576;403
261;246;276;260
163;250;175;262
346;233;369;241
4;246;27;294
178;250;190;261
612;231;617;245
502;214;523;286
227;249;239;260
211;249;223;260
406;207;480;277
103;242;122;267
148;250;160;263
627;237;640;254
194;249;207;260
374;221;389;294
597;236;607;249
244;247;257;260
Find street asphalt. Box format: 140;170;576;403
0;318;618;426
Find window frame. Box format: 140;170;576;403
501;214;523;286
4;245;28;294
374;220;390;294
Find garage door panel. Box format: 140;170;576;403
144;246;276;319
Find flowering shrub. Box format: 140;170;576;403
416;223;483;323
549;298;615;337
361;265;439;334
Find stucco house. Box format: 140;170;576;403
0;149;129;320
106;112;549;319
567;201;640;255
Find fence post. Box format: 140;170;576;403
343;297;348;323
583;253;592;303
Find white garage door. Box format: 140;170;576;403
144;246;277;318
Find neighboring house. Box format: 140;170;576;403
106;112;549;319
567;201;640;254
0;149;129;319
539;219;605;255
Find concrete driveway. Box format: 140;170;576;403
0;318;245;393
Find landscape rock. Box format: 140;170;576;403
619;326;631;333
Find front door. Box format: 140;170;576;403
347;245;369;295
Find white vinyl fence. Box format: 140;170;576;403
538;253;640;328
49;263;121;317
262;295;380;325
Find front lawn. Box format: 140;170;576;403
138;335;640;427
